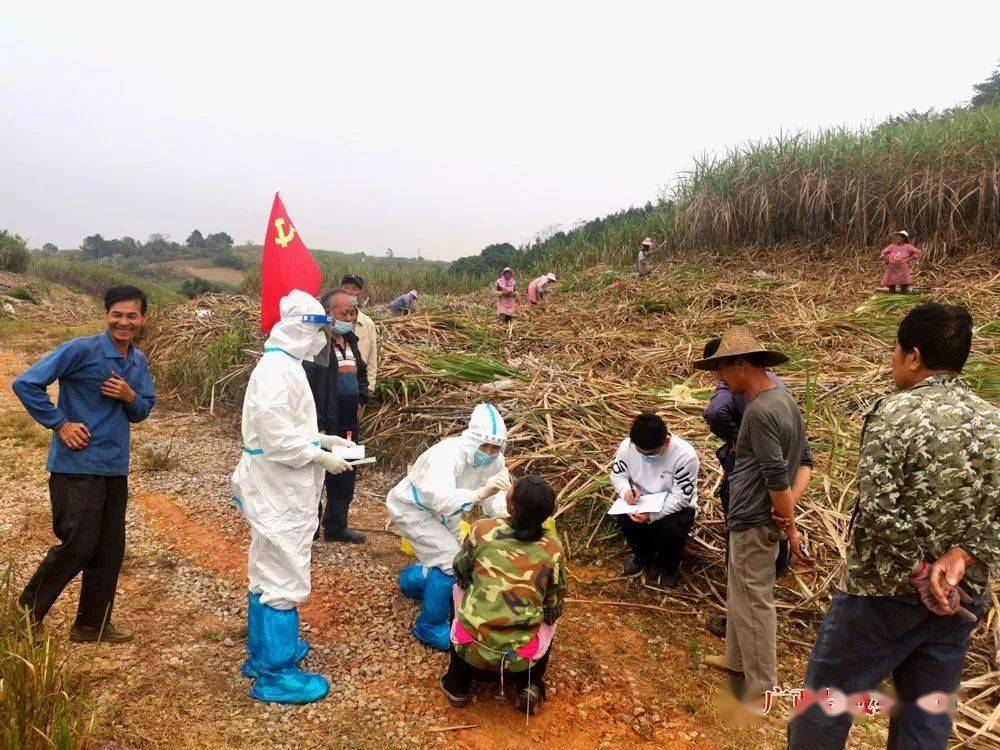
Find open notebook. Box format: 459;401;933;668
607;492;667;516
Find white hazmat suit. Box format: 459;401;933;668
388;403;510;650
232;291;332;608
386;403;510;574
231;290;354;704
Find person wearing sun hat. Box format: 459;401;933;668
693;326;813;707
636;238;654;279
880;230;922;294
527;272;557;305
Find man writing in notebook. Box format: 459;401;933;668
609;412;700;588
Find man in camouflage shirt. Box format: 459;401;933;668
789;302;1000;750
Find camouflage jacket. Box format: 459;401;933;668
453;518;566;671
842;374;1000;598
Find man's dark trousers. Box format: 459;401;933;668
319;427;358;537
19;473;128;628
616;507;696;573
787;590;986;750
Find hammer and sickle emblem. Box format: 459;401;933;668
274;218;296;248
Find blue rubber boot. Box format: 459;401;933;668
250;605;329;704
412;567;454;651
398;563;428;601
242;593;308;678
241;591;262;678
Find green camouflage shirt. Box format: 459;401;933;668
842;374;1000;598
453;517;566;671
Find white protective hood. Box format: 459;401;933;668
265;290;328;363
457;403;508;464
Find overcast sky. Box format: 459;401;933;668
2;1;997;260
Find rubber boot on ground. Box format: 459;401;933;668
242;592;308;678
249;605;329;704
398;563;428;602
412;567;454;651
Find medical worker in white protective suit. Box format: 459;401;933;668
231;290;356;704
386;403;511;650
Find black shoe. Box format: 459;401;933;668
706;615;727;638
439;676;470;708
323;528;366;544
659;571;680;589
623;555;647;577
517;684;544;715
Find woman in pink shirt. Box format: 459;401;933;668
496;267;517;323
880;230;922;293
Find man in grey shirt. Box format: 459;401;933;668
694;326;812;706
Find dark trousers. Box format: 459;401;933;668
19;473;128;628
616;506;695;573
787;590;986;750
442;646;550;697
318;427;358;535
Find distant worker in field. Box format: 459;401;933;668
701;336;791;638
305;290;370;544
609;412;700;588
340;274;378;392
14;285;155;644
387;404;512;650
636;237;654;279
880;230;922;294
231;290;356;704
441;475;566;716
388;289;419;316
496;266;517;323
527;272;557;305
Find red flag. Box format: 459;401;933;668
260;192;323;333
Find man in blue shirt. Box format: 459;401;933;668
13;285;156;643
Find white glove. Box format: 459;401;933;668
316;433;356;450
488;468;512;494
312;449;353;476
473;469;512;503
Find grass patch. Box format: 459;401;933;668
0;411;52;450
138;441;176;472
30;257;184;309
0;566;95;749
7;285;39;303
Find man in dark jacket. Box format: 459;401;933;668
304;290;370;543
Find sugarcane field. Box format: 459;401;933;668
2;5;1000;750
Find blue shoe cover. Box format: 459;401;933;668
241;594;308;677
398;563;428;601
412;568;454;651
242;592;308;679
249;605;329;704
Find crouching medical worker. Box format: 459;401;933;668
231;290;355;704
387;403;511;650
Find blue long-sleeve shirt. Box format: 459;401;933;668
703;372;787;446
12;331;156;476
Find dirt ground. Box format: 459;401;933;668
0;315;887;750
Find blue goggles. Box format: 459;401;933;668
299;314;333;325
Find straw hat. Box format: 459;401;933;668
641;237;653;246
693;326;789;370
546;272;556;282
894;230;909;238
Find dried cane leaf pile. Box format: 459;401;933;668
146;251;1000;745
